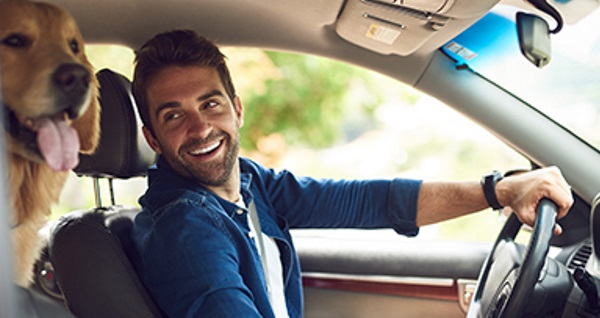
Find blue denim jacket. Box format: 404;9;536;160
132;156;421;317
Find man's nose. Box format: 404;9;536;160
187;111;211;138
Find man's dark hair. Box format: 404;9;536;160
132;29;236;136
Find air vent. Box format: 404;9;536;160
568;242;593;270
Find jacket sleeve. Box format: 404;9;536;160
244;159;422;236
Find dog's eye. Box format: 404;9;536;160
69;39;80;54
2;33;30;48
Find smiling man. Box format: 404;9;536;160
130;29;573;318
142;65;242;200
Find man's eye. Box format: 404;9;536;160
204;101;220;109
163;112;181;122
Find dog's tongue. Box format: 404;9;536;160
36;117;80;171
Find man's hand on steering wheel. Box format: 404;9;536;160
495;166;573;234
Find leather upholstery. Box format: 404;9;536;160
49;69;162;317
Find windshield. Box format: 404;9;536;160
443;4;600;150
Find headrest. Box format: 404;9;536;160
75;69;155;179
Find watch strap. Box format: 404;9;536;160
481;171;504;210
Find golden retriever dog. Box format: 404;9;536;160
0;0;100;286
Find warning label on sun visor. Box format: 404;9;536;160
366;24;400;45
444;42;477;61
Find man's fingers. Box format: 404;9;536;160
549;182;573;220
501;166;573;235
549;166;574;219
554;223;563;236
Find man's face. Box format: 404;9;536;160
143;65;243;188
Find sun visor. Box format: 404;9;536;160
335;0;499;55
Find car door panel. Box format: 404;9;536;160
294;233;490;317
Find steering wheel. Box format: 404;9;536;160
467;198;558;318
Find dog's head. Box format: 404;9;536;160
0;0;100;172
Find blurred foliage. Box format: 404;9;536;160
86;45;135;79
238;51;382;151
84;45;397;153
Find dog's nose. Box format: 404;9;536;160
53;63;91;118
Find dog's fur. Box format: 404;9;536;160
0;0;100;286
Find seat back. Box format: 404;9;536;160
49;69;162;317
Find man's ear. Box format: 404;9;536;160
142;126;162;154
234;96;244;128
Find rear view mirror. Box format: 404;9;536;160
516;12;551;68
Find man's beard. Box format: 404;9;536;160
163;130;240;187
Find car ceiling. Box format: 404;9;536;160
38;0;595;83
44;0;513;84
45;0;585;85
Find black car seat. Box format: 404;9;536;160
48;69;163;317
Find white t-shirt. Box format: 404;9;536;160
237;199;289;318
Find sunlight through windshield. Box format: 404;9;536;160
445;5;600;150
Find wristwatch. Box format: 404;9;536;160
481;171;504;210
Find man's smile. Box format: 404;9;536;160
187;139;223;156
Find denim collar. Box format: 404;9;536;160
151;155;255;218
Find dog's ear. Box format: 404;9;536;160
72;68;101;154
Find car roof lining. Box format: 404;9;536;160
46;0;497;86
47;0;594;87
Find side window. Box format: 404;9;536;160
56;45;528;243
85;45;135;80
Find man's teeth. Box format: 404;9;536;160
190;141;221;155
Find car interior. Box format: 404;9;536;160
2;0;600;317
